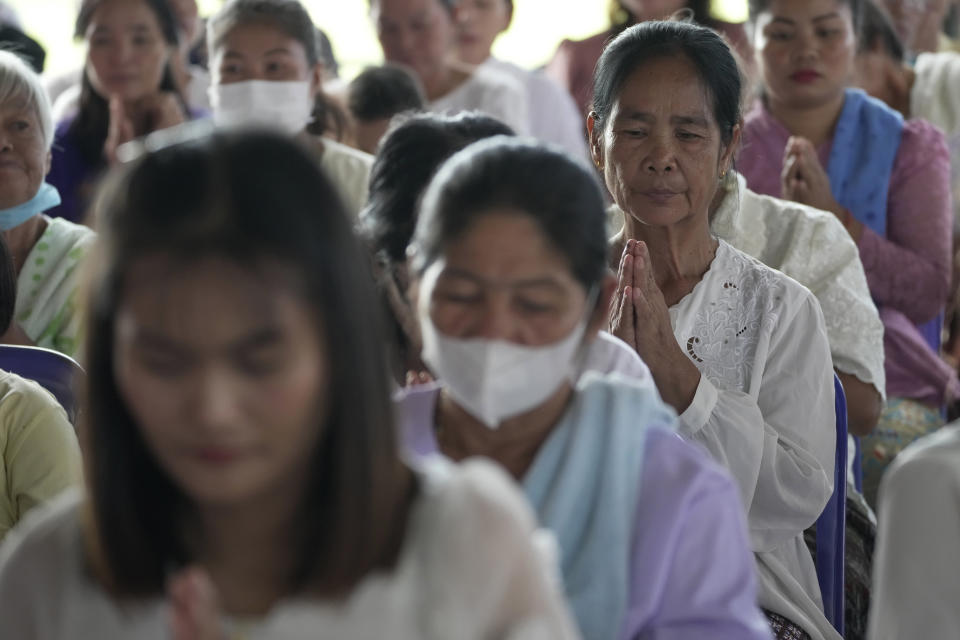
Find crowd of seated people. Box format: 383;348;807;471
0;1;958;639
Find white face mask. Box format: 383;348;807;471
209;80;314;135
418;270;596;429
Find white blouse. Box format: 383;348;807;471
315;137;373;218
481;58;588;161
868;424;960;640
429;65;529;136
911;52;960;231
710;173;886;399
671;240;840;640
608;176;885;399
0;459;578;639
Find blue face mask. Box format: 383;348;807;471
0;183;61;231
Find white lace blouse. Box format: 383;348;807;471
608;174;886;400
711;173;886;399
671;240;840;640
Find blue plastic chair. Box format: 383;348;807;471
815;375;847;636
919;313;943;354
0;345;83;424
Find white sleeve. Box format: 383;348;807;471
868;443;960;639
479;80;530;136
418;459;580;639
678;293;836;552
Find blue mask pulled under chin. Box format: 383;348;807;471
0;183;61;231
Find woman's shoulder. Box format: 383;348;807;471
408;457;541;586
416;457;537;531
736;183;860;270
580;331;655;388
885;423;960;489
0;369;69;421
320;137;373;171
0;488;84;595
42;215;97;248
716;240;817;303
316;138;373;215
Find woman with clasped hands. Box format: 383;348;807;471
590;20;839;640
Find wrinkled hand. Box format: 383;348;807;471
609;240;640;351
781;136;844;218
168;566;224;640
608;239;701;411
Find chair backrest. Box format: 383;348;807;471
0;345;83;424
815;375;847;636
919;313;943;354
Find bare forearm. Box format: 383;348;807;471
836;370;883;436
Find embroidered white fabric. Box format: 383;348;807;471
668;240;841;640
609;172;886;400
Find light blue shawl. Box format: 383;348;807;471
522;372;677;640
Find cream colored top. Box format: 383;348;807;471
0;458;579;639
912;52;960;231
315;137;374;218
0;369;80;541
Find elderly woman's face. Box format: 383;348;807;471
84;0;173;103
0;98;50;209
593;56;735;229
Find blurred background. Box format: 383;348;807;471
9;0;749;78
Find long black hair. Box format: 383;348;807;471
82;130;412;597
71;0;184;166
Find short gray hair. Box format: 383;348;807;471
0;50;54;151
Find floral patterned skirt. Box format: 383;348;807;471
859;396;944;508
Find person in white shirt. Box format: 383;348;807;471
867;422;960;640
206;0;372;216
592;21;838;640
0;129;578;640
453;0;588;159
370;0;529;135
856;0;960;232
